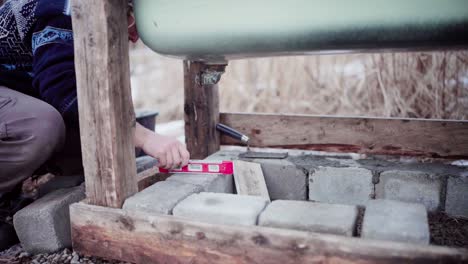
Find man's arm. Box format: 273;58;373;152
32;15;189;168
135;123;190;168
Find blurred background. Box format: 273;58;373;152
129;42;468;127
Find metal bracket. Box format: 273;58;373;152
196;64;227;86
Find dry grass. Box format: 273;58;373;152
129;43;468;123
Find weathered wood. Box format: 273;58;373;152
71;0;137;208
220;113;468;158
70;202;468;264
184;61;226;159
137;168;171;191
233;160;270;200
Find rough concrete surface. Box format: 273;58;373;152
309;167;374;206
362;199;430;245
173;192;269;226
445;176;468;218
166;173;234;193
252;159;308;200
123;181;202;215
376;170;442;211
206;150;241;161
259;200;358;236
13;185;85;254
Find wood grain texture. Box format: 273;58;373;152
233;160;270;200
220;113;468;158
184;61;224;159
70;202;468;264
71;0;137;208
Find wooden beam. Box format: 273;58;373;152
184;61;226;159
72;0;137;208
70;202;468;264
220;113;468;158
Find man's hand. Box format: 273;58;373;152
135;123;190;169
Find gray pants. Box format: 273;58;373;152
0;86;81;194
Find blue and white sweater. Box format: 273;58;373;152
0;0;77;126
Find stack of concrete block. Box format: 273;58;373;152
13;185;85;254
361;199;430;245
173;192;269;226
259;200;358;236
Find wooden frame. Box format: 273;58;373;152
70;0;468;263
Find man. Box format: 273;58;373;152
0;0;190;250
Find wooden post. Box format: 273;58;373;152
184;61;226;159
71;0;137;208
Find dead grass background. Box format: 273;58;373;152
129;43;468;123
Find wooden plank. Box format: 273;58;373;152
220;113;468;158
71;0;137;208
233;160;270;200
70;202;468;264
184;61;225;159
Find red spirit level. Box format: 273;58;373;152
159;160;234;175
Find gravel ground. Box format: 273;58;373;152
0;245;131;264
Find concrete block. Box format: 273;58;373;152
259;200;358;236
166;173;233;193
309;167;374;206
173;192;269;226
362;199;429;245
253;159;308;200
13;185;85;254
123;181;202;215
206;150;241;161
136;155;158;173
376;170;442;211
445;176;468;218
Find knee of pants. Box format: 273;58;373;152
5;104;66;167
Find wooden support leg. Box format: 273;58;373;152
184;61;226;159
71;0;137;208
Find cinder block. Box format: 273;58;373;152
445;176;468;218
13;185;85;254
206;150;241;161
362;199;429;245
123;181;202;215
166;173;234;193
136;155;158;173
173;192;269;226
309;167;374;206
259;200;358;236
376;170;442;211
253;159;308;200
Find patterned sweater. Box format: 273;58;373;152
0;0;77;126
